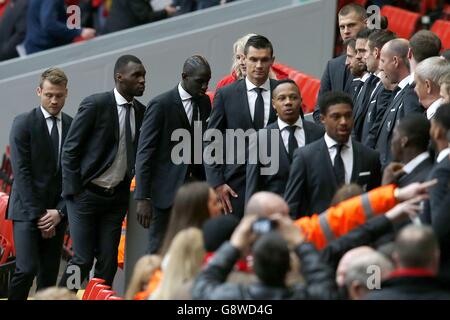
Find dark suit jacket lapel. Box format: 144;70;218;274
109;90;120;142
268;79;278;124
172;86;191;130
377;88;406;138
319;138;338;187
35;107;57;168
304;121;316;145
61;113;70;145
350;140;361;182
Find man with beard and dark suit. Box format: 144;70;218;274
284;91;381;218
134;55;212;254
375;39;424;168
7;68;72;300
59;55;146;288
245;79;323;201
312;3;367;123
205;35;279;218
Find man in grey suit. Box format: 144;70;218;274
205;35;279;218
7;68;72;300
284;91;381;218
245;79;324;201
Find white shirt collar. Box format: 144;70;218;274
409;72;415;85
178;82;192;101
361;72;371;83
245;77;270;92
426;98;443;120
114;88;132;106
397;74;411;91
324;133;352;149
437;148;450;163
402;152;430;174
40;106;61;120
278;117;303;131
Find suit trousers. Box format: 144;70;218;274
146;206;171;254
59;184;128;288
8;219;66;300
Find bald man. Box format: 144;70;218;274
375;39;424;167
134;55;212;254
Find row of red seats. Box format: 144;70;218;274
82;278;123;300
0;146;12;194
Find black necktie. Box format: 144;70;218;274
253;87;265;130
50;116;59;168
125;103;135;178
333;144;346;186
351;80;364;100
286;125;298;161
191;98;199;128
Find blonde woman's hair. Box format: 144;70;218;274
151;228;205;300
125;254;161;300
34;287;79;300
231;33;258;79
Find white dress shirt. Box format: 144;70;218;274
40;106;62;157
178;82;198;123
324;133;353;184
278;117;305;153
91;88;136;189
426;98;443;120
437;147;450;163
402;152;430;174
246;77;271;127
393;74;411;99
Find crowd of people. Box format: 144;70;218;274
4;2;450;300
0;0;239;61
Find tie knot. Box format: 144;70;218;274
50;116;58;123
335;143;344;154
254;87;264;94
286;125;297;134
123;102;133;109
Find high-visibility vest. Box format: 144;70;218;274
295;184;397;249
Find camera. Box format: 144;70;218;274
252;218;277;235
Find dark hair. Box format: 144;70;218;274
244;35;273;57
396;114;430;152
183;55;211;75
39;67;68;88
330;183;363;206
272;79;298;95
367;29;397;51
344;38;356;51
319;91;353;115
356;28;373;40
395;225;438;269
114;55;142;78
159;182;211;256
380;15;389;30
202;215;239;252
441;49;450;62
252;232;290;287
338;3;367;19
433;103;450;132
409;30;442;63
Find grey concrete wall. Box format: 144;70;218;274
0;0;336;150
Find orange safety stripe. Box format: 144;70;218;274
133;268;163;300
295;184;397;249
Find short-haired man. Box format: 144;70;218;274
366;225;450;300
59;55;147;288
245;80;324;201
284;91;381;217
205;35;279;218
439;72;450;104
414;56;450;120
134;55;212;254
313;3;367;123
7;68;73;300
375;39;424;168
408;30;442;75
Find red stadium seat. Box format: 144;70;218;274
95;289;116;300
300;77;321;114
82;278;105;300
291;73;309;92
0;234;12;264
431;20;450;50
0;193;14;257
86;284;111;300
381;5;420;39
107;296;124;300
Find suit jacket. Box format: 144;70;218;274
0;0;27;61
397;156;434;188
375;84;424;167
204;78;279;190
245;120;324;202
313;54;353;123
102;0;168;34
7;107;72;221
134;86;211;209
284;137;382;218
352;75;378;142
62;91;145;197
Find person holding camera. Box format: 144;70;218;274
192;214;339;300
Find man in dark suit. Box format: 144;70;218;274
7;68;73;300
361;30;397;148
245;79;324;201
134;55;212;254
102;0;176;34
375;39;424;168
312;4;367;123
0;0;27;61
390;114;433;188
59;55;146;288
205;35;279;218
284;91;381;218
